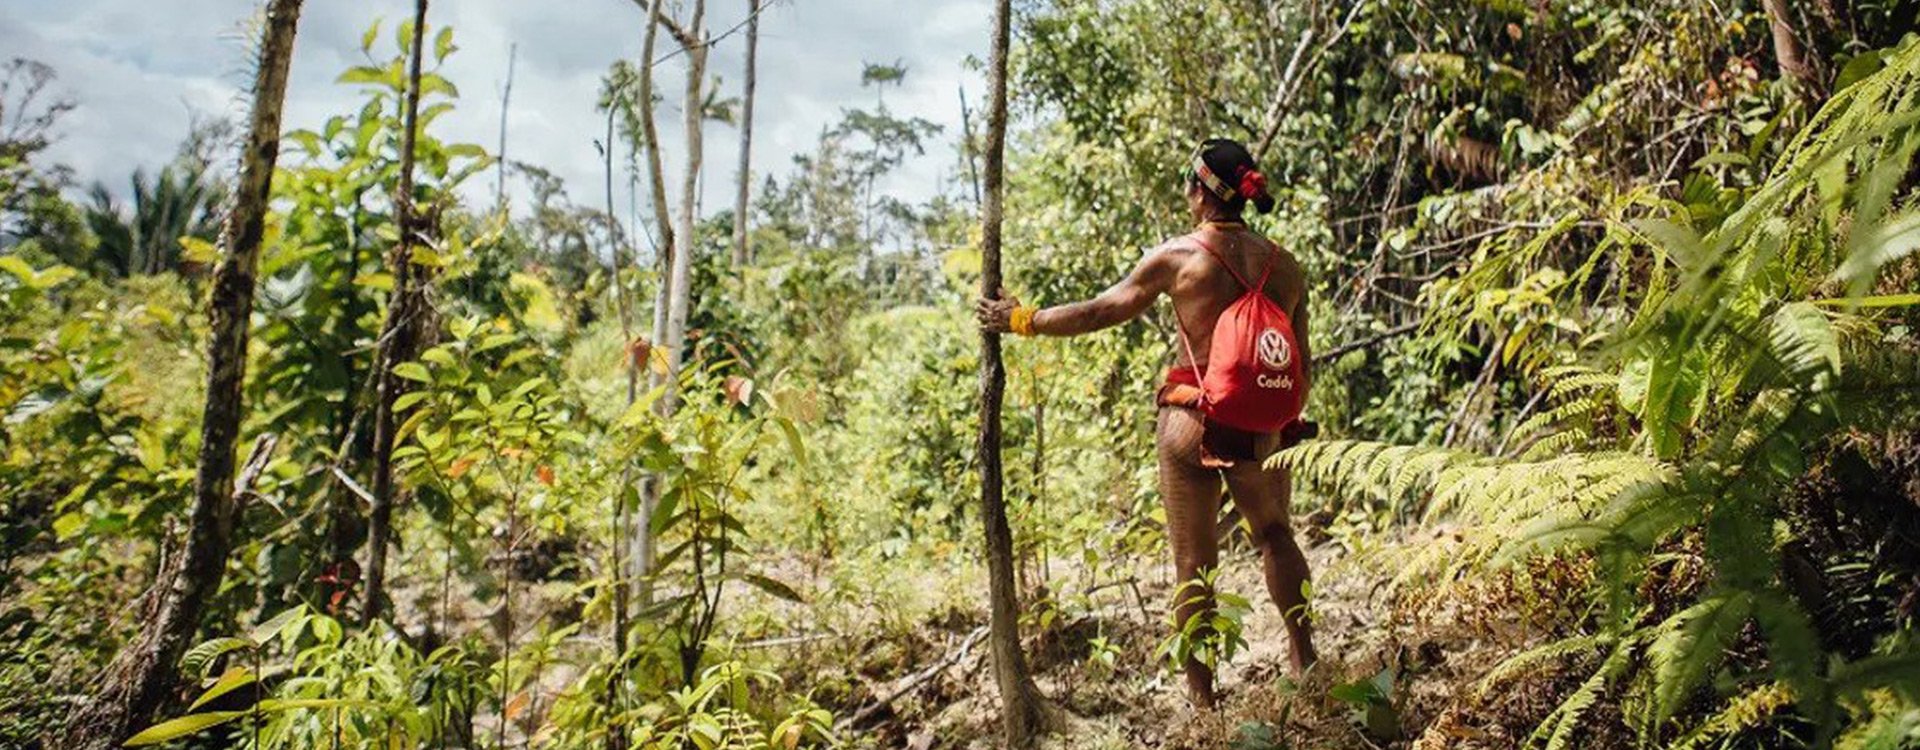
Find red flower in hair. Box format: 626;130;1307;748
1237;169;1268;200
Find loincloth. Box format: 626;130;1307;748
1156;368;1317;469
1156;367;1260;468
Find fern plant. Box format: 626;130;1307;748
1279;35;1920;747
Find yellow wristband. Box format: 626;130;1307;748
1009;305;1038;337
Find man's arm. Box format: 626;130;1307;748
977;247;1181;336
1033;250;1180;335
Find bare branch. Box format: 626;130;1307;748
630;0;696;48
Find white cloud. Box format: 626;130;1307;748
2;0;991;228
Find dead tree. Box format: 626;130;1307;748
362;0;432;625
975;0;1047;745
57;1;305;745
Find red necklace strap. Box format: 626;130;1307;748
1188;232;1279;293
1252;237;1281;290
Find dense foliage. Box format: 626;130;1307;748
1;1;1917;748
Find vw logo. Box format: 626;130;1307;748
1257;328;1291;370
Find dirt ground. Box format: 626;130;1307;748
837;523;1568;750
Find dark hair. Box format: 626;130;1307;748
1187;138;1276;215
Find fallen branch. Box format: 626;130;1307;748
841;625;990;729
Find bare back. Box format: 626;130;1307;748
1164;226;1306;370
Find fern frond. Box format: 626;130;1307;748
1474;633;1614;700
1832;652;1920;702
1768;302;1842;381
1528;632;1644;750
1665;682;1796;750
1518;429;1590;461
1648;590;1755;722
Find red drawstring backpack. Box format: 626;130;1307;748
1174;234;1307;434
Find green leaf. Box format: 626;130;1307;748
1690;152;1752;170
53;512;86;540
434;26;456;62
360;20;381;54
392;391;431;412
178;236;219;265
417;102;455;129
418;72;460;100
420;347;459;367
188;667;256;711
250;605;308;646
180;637;253;677
336;65;388;87
1831;651;1920;699
774;417;809;470
1812;293;1920;308
651;487;682;536
1768;302;1840;379
1833;49;1886;93
123;711;246;746
393;362;432;383
1651;591;1753;721
733;572;805;603
1642;344;1703;459
1632;218;1704;273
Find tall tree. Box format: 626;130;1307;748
57;1;305;746
975;0;1046;745
662;0;708;414
596;72;637;750
362;0;432;625
730;0;760;268
631;0;679;608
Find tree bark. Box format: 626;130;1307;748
57;2;304;746
663;0;708;415
975;0;1046;745
1762;0;1824;99
730;0;760;268
633;0;677;609
363;0;432;625
603;84;636;750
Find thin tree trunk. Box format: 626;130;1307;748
976;0;1045;744
603;89;635;750
58;2;304;746
1762;0;1823;99
363;0;432;625
663;0;708;415
495;42;516;214
730;0;760;268
633;0;677;609
959;85;982;206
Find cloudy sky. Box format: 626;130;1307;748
1;0;990;222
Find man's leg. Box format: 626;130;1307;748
1157;407;1223;708
1223;458;1318;674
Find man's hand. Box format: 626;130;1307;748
975;290;1022;333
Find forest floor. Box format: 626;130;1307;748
827;516;1574;750
417;506;1580;748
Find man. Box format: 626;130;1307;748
976;138;1317;708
